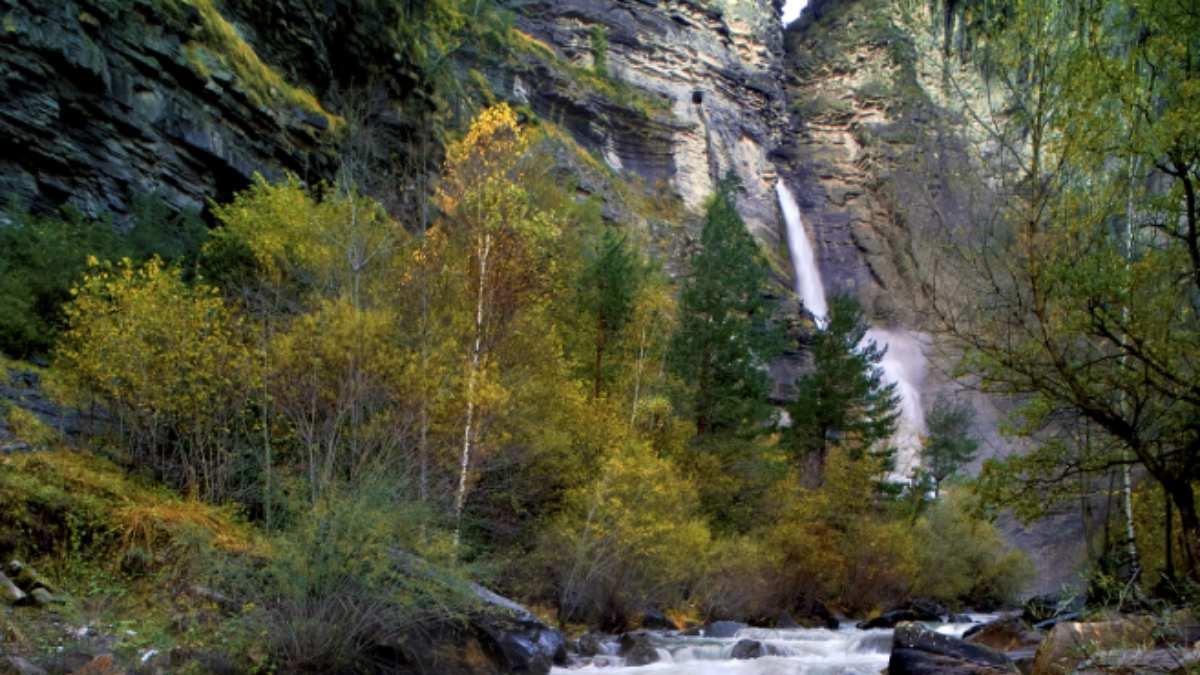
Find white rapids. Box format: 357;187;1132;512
554;617;991;674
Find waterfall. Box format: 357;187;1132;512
776;180;927;477
776;181;828;322
864;328;927;477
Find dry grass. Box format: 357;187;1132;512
0;449;262;561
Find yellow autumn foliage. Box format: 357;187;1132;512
54;257;258;500
541;441;710;628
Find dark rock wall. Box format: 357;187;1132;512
0;0;340;222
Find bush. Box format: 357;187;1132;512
763;448;917;616
54;258;258;500
912;489;1033;609
538;441;710;630
222;481;472;673
696;535;782;622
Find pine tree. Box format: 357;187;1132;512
788;295;900;480
921;394;979;499
668;177;784;436
577;227;642;399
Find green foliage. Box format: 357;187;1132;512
4;407;60;449
788;295;901;478
912;489;1033;609
668;177;785;436
920;0;1200;578
54;258;258;501
576;227;644;398
0;202;204;357
225;480;471;673
590;25;609;77
921;394;980;497
765;448;917;615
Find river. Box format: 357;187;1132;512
552;616;992;674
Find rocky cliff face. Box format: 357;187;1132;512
779;0;988;324
0;0;344;222
0;0;793;259
504;0;791;259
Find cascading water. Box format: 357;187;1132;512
776;180;927;475
551;617;992;673
776;182;827;322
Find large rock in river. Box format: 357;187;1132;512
467;583;567;674
859;599;947;629
889;622;1019;675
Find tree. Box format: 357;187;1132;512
435;104;561;544
539;440;710;630
915;0;1200;581
577;227;642;399
921;394;980;498
668;178;784;436
787;295;901;482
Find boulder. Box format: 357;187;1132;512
1031;619;1154;675
468;583;567;673
795;599;840;629
620;634;660;667
636;608;674;630
8;561;53;594
576;632;608;657
28;588;57;607
859;599;945;629
704;620;747;638
889;622;1019;675
0;572;27;606
731;639;766;659
1158;609;1200;647
964;616;1044;653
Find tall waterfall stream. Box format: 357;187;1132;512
776;181;927;475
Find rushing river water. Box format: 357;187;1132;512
553;616;992;674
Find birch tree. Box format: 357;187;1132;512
434;104;560;544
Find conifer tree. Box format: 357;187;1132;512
921;394;979;499
788;295;900;480
668;178;784;436
577;227;642;399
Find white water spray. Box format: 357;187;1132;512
776;181;927;476
776;181;828;322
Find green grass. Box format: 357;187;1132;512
174;0;341;130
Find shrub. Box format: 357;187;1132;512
912;489;1033;608
696;535;782;622
54;258;258;500
222;481;471;673
538;441;710;630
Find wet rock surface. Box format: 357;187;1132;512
889;622;1019;674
